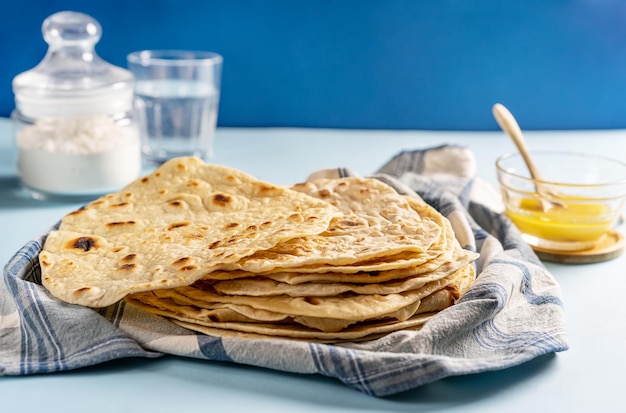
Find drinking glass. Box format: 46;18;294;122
127;50;223;164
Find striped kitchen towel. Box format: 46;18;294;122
0;144;568;396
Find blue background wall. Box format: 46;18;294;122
2;0;626;130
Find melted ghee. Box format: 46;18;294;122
506;198;612;243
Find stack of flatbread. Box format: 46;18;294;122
40;157;478;343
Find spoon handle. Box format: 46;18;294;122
492;103;545;182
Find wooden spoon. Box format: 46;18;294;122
492;103;565;211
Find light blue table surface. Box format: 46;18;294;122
1;116;625;412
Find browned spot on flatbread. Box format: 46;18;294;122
167;221;191;230
225;222;240;230
256;183;282;196
223;235;241;245
106;220;136;228
172;257;193;267
66;208;87;217
259;184;274;191
179;265;198;272
338;219;360;227
317;189;332;198
288;213;304;223
73;287;91;295
118;263;136;271
67;237;97;252
207;240;221;250
212;193;232;207
121;254;137;263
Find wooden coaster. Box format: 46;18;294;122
533;230;624;264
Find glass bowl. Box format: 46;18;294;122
496;151;626;252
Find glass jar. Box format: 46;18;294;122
12;11;142;201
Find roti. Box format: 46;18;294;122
39;158;479;342
209;252;473;297
126;263;474;336
220;177;443;273
127;297;436;342
40;157;341;307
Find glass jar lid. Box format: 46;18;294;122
12;11;134;118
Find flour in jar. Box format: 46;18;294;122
17;116;142;198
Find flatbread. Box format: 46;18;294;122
40;157;340;307
220;177;443;273
152;283;425;321
127;296;436;342
126;292;423;332
39;158;479;342
202;196;470;283
209;254;473;297
126;263;474;335
177;312;436;342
